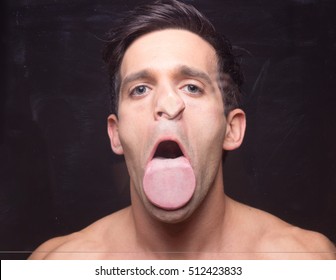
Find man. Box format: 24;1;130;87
29;0;335;259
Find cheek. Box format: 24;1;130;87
197;115;226;156
117;116;144;184
117;105;152;164
186;99;226;167
187;97;226;138
118;102;147;138
117;114;140;156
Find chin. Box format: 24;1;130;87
146;201;196;224
141;182;208;225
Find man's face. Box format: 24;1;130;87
108;29;235;223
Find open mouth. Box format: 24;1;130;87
153;140;184;159
144;139;196;210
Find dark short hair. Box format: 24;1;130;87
102;0;243;115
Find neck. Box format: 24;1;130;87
129;167;234;258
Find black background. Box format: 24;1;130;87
1;0;336;259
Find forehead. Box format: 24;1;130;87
120;29;218;78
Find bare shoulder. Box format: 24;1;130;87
233;201;336;259
259;225;336;259
28;231;84;260
29;207;132;260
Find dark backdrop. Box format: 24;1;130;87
1;0;335;259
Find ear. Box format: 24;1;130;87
223;109;246;151
107;114;124;155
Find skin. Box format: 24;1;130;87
29;29;336;260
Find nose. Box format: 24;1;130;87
154;86;185;120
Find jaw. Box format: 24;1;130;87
131;154;225;226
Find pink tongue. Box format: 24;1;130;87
143;156;196;210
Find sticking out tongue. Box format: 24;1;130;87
143;156;196;210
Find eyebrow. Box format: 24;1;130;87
120;65;214;92
120;70;153;93
178;65;213;86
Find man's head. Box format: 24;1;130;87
105;0;246;223
103;0;243;116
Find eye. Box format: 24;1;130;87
182;84;203;95
130;85;150;96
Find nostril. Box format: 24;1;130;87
154;92;185;120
